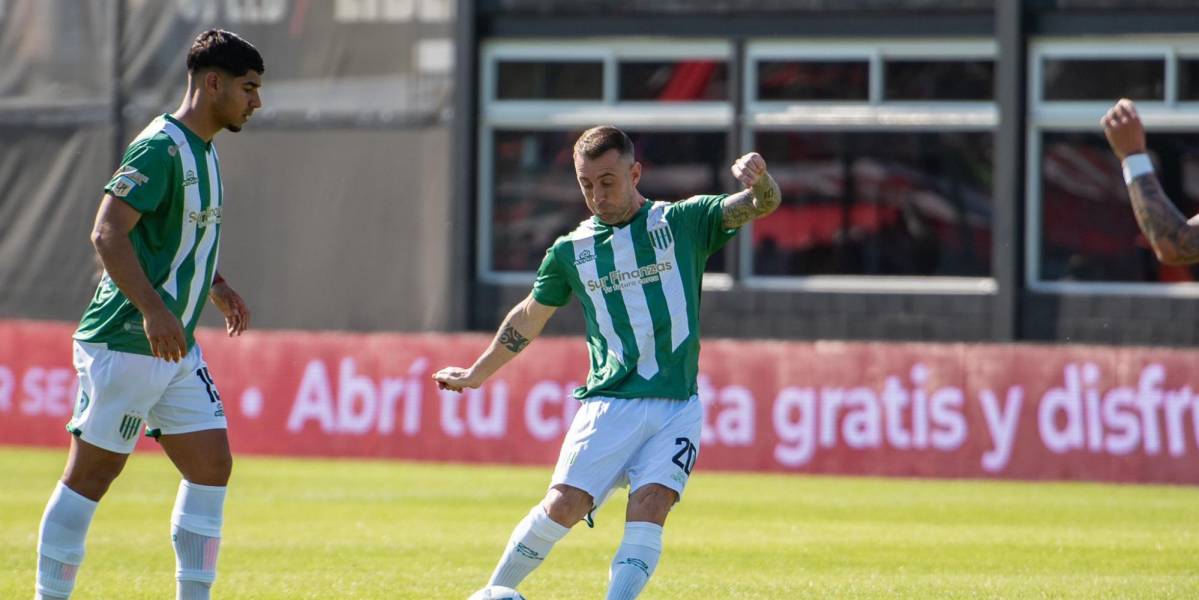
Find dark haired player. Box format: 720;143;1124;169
34;29;263;600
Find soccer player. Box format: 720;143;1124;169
1103;98;1199;266
434;126;780;599
33;30;262;600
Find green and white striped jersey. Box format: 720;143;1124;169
533;195;738;400
75;114;223;356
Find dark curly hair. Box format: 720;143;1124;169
186;29;264;77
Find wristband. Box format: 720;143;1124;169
1122;153;1153;185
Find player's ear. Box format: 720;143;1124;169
204;70;222;95
630;161;641;186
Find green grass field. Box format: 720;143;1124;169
2;446;1198;599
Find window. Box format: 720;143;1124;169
496;61;603;100
1028;38;1199;295
756;60;869;101
1038;132;1199;284
752;130;992;278
618;60;728;101
480;41;733;284
1179;58;1199;101
1042;58;1165;101
744;41;997;293
883;60;994;101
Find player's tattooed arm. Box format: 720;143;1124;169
433;294;558;393
1128;174;1199;265
498;325;531;353
721;174;781;229
723;152;781;228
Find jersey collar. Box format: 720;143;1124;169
592;199;651;230
163;114;212;150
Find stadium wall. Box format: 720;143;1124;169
4;319;1199;485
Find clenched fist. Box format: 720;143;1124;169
1101;98;1148;160
731;152;768;189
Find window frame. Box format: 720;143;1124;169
479;39;735;287
1027;36;1199;297
741;39;999;295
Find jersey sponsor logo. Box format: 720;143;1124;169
585;261;673;294
183;169;199;187
187;206;223;227
574;248;596;266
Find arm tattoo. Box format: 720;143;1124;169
721;176;782;228
1128;174;1199;264
498;325;530;353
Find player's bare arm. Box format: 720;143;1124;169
208;272;251;336
91;194;187;361
433;294;558;393
1103;98;1199;265
721;152;781;229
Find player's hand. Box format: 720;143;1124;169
433;367;484;393
731;152;768;189
1102;98;1148;160
209;279;251;337
144;304;187;362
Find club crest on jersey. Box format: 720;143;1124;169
648;225;674;251
118;414;143;441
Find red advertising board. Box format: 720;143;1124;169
2;319;1198;484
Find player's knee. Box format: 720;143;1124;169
61;464;124;502
627;484;677;524
543;485;593;526
187;451;233;486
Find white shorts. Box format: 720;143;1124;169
67;340;227;454
550;395;702;513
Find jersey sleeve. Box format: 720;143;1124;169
104;137;174;213
673;193;739;256
531;244;572;307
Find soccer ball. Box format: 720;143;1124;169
468;585;526;600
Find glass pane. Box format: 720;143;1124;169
884;60;994;101
1180;59;1199;101
1042;58;1164;101
491;130;730;273
757;60;869;101
750;131;993;277
1039;131;1199;283
496;61;603;100
619;60;728;101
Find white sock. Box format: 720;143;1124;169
605;522;663;600
36;481;98;600
35;482;98;600
171;480;225;600
488;505;571;587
